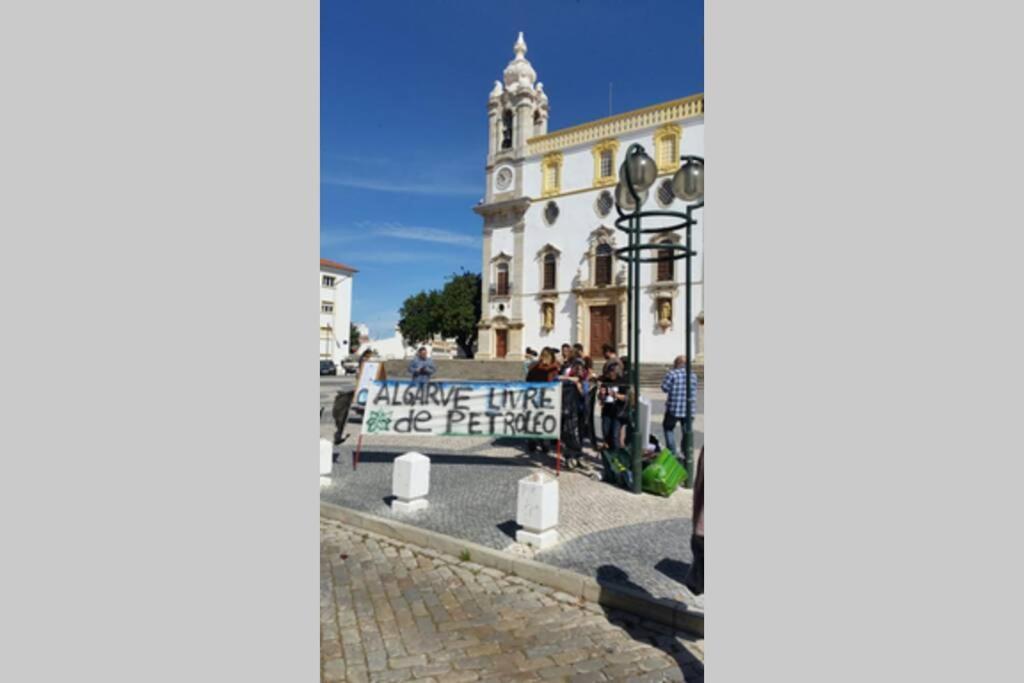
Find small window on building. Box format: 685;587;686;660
655;124;682;173
545;164;559;189
321;301;334;314
322;275;336;287
659;135;677;168
595;244;613;286
596;191;614;217
543;253;556;290
496;262;509;296
600;150;613;178
501;110;514;149
657;247;674;282
542;152;563;196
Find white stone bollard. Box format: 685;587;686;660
320;438;334;476
516;472;559;549
392;452;430;513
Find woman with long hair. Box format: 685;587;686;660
525;348;560;455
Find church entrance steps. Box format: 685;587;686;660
382;359;703;387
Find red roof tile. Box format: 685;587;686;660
320;258;358;273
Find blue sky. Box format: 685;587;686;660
321;0;703;338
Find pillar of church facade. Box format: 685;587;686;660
509;220;526;360
477;228;494;360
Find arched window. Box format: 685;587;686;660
595;244;613;286
543;253;556;290
501;110;514;149
657;246;674;282
496;262;509;295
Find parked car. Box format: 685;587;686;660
320;359;337;376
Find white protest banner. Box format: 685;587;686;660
360;380;562;439
355;361;380;406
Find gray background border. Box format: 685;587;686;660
1;0;1022;680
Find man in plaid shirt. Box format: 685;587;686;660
661;355;699;458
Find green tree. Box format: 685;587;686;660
349;323;361;352
437;271;481;359
397;271;482;358
398;290;440;347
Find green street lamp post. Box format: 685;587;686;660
614;144;704;492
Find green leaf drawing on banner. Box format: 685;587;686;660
365;410;393;433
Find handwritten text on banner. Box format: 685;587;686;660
360;380;562;439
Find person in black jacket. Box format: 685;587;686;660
597;362;628;450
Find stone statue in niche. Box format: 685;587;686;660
543;303;554;328
659;299;672;327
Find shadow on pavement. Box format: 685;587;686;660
496;519;519;541
351;450;537;468
596;563;704;683
654;558;693;586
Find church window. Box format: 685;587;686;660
541;152;563;197
595;244;613;286
600;150;613;178
501;110;514;149
659;136;677;168
657;247;674;282
496;262;509;296
596;191;614;217
654;123;682;173
543;252;557;290
591;139;620;188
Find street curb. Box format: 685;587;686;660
320;500;704;637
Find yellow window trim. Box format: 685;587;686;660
591;138;620;188
654;123;682;173
541;151;563;198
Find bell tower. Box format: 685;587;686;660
475;32;548;361
484;32;548;203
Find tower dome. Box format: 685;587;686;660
502;32;537;91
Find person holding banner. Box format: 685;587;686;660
527;348;559;383
525;348;560;456
408;347;437;385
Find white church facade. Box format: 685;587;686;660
475;34;704;364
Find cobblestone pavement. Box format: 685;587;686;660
321;517;704;683
320;453;697;605
320;379;702;606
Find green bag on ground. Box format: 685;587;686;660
641;449;688;497
601;448;634;490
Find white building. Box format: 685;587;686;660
320;258;357;363
475;33;704;364
362;328;464;361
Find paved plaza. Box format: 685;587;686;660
320;377;704;608
321;517;704;682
